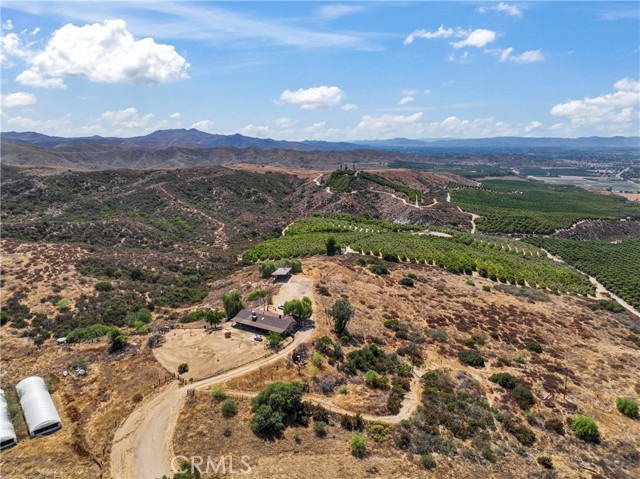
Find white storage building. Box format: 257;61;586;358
16;377;61;437
0;389;18;450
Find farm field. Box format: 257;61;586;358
244;215;596;296
449;180;640;234
525;238;640;311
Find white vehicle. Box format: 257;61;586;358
277;304;284;310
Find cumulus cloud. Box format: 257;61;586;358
170;112;182;120
0;91;37;108
342;103;359;111
240;123;271;137
304;121;340;140
404;25;455;45
525;121;543;132
277;86;346;110
2;19;14;31
191;119;215;133
355;112;423;136
100;107;154;128
275;117;295;128
478;2;523;18
452;29;496;49
21;19;189;86
398;96;415;105
0;31;32;65
16;69;66;89
550;78;640;132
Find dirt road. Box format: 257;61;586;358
111;274;317;479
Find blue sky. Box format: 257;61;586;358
1;1;638;140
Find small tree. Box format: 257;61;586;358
211;386;227;401
266;332;284;350
95;281;113;292
178;363;189;374
258;261;277;279
222;290;245;319
350;432;368;457
108;328;128;353
313;420;327;436
283;296;313;325
329;298;354;336
203;308;226;329
326;236;338;256
571;416;600;443
221;399;238;418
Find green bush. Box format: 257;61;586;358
512;386;535;410
55;298;71;310
489;372;517;390
250;381;305;435
544;418;565;435
313;420;327;436
369;263;389;275
571;416;600;443
420;453;437;470
525;341;543;353
400;277;414;287
482;286;491;292
616;397;639;419
504;418;536;446
178;363;189;374
211;386;227;401
108;328;128;353
367;422;389;442
221;399;238;418
458;350;485;367
350;432;368;457
95;281;113;292
258;261;277;278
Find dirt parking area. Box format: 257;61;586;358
152;326;270;380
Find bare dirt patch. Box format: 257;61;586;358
153;327;270;380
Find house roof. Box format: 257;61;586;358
15;376;61;437
0;389;17;444
271;267;292;276
234;309;296;334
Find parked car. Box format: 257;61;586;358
277;304;284;310
253;335;264;342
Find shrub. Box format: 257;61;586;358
211;386;227;401
512;386;535;410
350;433;368;457
224;331;231;339
571;416;600;443
178;363;189;374
407;273;417;280
458;350;485;367
466;279;475;286
72;356;88;371
544;418;565;435
489;372;517;390
525;341;543;353
222;290;245;319
221;399;238;418
616;397;639;419
504;419;536;446
420;453;437;470
482;286;491;292
339;385;348;394
311;351;324;368
250;381;305;435
55;298;71;310
537;456;554;469
427;328;447;342
313;420;327;436
258;261;277;278
367;422;389;442
95;281;113;292
330;298;355;336
514;354;527;364
369;263;389;275
400;277;414;287
108;328;128;353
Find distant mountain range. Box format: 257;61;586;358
0;129;363;151
2;129;638;152
354;136;640;149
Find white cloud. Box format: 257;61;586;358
170;112;182;120
304;121;340;140
424;89;432;95
4;115;41;129
404;25;455;45
15;69;66;89
240;123;270;137
342;103;359;111
275;117;295;128
22;19;189;86
550;78;640;133
355;112;423;136
2;19;14;31
399;96;415;105
452;29;496;49
318;4;364;20
30;27;40;36
0;91;37;108
448;51;471;63
402;89;418;96
100;107;154;128
479;2;523;18
191;119;215;133
277;86;346;110
525;121;543;132
489;47;545;64
0;31;32;65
